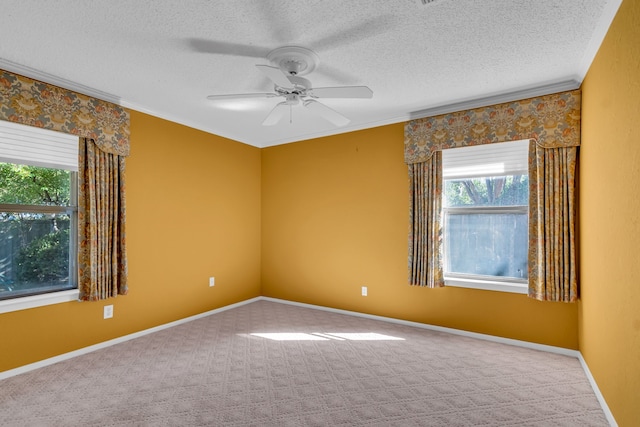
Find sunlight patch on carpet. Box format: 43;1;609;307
248;332;405;341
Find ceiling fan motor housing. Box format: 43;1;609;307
281;75;312;95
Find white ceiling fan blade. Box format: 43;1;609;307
262;102;289;126
303;100;350;127
256;65;294;90
308;86;373;99
207;93;276;101
186;38;271;58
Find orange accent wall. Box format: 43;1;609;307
580;0;640;424
0;110;262;372
261;124;578;348
1;95;580;373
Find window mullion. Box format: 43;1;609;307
445;206;528;215
0;203;75;214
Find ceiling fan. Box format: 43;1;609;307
206;46;373;127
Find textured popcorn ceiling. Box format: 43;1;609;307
0;0;622;147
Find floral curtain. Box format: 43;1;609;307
404;91;580;164
0;68;130;301
408;152;444;287
0;69;129;155
529;144;578;302
78;138;128;300
405;90;580;302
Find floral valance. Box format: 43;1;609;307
404;90;581;164
0;69;130;157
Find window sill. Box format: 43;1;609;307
0;289;80;314
445;276;528;294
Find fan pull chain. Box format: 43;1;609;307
289;104;293;124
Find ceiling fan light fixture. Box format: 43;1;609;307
284;94;300;105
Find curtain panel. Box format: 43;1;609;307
408;152;445;288
404;90;581;302
78;138;128;301
0;69;129;156
529;144;578;302
0;68;130;301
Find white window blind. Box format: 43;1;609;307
442;139;529;179
0;120;78;171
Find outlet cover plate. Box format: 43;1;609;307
103;305;113;319
361;286;367;296
209;277;215;287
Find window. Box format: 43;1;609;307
0;121;78;302
442;140;529;293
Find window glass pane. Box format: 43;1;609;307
0;163;71;206
444;213;528;279
0;212;73;298
444;175;528;207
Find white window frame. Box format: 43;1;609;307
0;121;80;313
442;140;529;294
0;289;79;314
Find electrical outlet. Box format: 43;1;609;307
209;277;215;287
361;286;368;296
103;305;113;319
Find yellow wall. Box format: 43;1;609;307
5;4;638;419
261;124;578;349
0;110;262;372
580;0;640;424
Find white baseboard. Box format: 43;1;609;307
0;295;617;426
260;297;580;357
0;296;261;381
262;297;616;426
577;353;618;427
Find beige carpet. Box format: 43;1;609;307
0;300;608;426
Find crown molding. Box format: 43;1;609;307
576;0;623;83
258;79;582;147
407;78;582;122
0;58;582;148
0;58;122;105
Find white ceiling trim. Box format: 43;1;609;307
0;0;621;149
0;58;580;149
574;0;623;82
0;58;121;106
407;79;581;122
120;77;582;148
